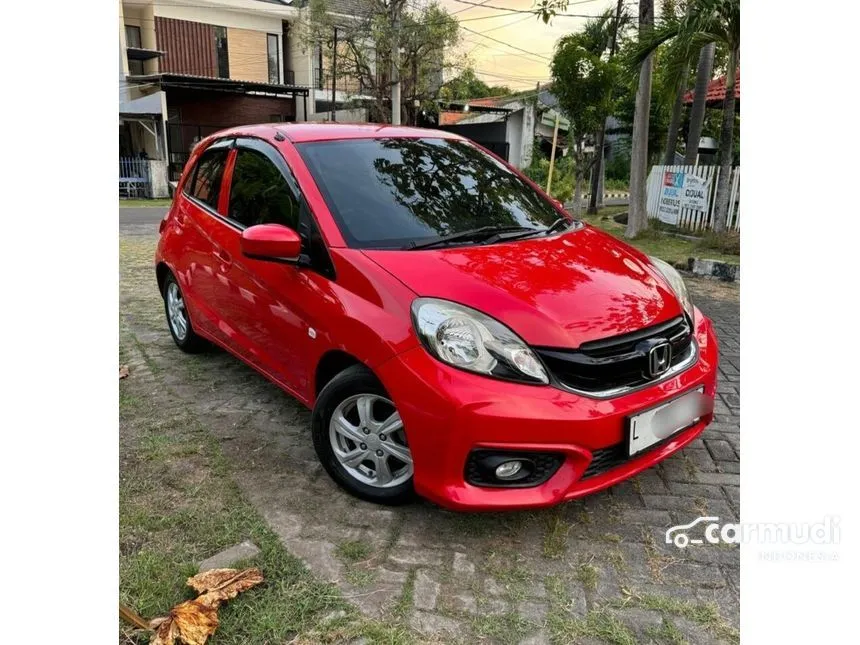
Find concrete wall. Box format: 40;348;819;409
149;160;170;198
506;110;523;168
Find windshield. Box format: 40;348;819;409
297;137;564;249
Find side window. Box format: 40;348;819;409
185;147;227;210
228;148;299;230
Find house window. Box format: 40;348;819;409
128;59;144;75
267;34;280;84
215;26;229;78
125;25;142;48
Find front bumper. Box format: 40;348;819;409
376;307;719;511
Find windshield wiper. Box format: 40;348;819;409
407;225;534;250
483;218;577;245
544;217;575;235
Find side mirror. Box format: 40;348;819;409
240;224;302;263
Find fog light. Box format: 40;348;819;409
495;460;524;480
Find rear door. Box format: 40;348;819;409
173;138;232;340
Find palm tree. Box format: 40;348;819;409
625;0;655;239
631;0;740;231
684;43;715;164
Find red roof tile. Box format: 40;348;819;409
684;68;740;105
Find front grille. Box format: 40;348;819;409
535;316;694;395
465;450;564;488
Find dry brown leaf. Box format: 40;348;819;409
186;567;264;600
119;365;130;379
151;599;219;645
148;568;264;645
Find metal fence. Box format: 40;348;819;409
646;164;741;231
119;158;151;199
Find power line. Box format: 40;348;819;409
450;0;616;19
461;25;552;61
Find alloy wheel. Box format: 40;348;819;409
166;282;188;341
329;393;412;488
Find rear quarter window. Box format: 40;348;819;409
184;147;228;210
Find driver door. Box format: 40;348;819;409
218;138;318;396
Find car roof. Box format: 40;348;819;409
275;123;465;143
203;122;465;144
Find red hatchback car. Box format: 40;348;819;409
155;123;718;511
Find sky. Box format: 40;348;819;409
438;0;626;92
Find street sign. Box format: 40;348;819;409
656;171;710;224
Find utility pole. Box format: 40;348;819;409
587;0;624;214
391;2;402;125
330;26;338;121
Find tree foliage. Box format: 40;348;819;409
439;67;511;101
303;0;459;122
550;28;617;214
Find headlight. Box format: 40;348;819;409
649;256;694;321
411;298;549;384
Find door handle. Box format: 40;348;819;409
213;248;232;266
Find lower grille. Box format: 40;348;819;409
535;315;695;396
581;444;629;479
465;450;564;488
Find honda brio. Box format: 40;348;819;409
155;123;718;510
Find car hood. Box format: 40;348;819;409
361;226;683;348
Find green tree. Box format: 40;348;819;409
631;0;740;231
550;31;617;216
304;0;459;123
439;67;511;101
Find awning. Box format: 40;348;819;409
127;73;310;98
126;47;164;61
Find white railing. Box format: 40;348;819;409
119;157;152;199
646;164;740;231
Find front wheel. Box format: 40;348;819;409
162;271;207;353
312;365;415;505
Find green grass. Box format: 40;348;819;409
120;198;173;208
542;511;571;559
548;609;636;645
336;540;373;563
617;592;739;644
578;207;740;267
119;347;416;644
472;611;534;642
575;562;599;592
645;618;689;645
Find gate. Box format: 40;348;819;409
119;158;151;198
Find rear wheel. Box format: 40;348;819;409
162;272;207;353
312;365;414;505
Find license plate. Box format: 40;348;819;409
628;387;708;457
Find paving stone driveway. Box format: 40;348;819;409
120;219;739;644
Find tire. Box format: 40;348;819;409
162;271;207;353
312;365;415;505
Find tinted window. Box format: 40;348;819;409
215;26;229;78
228;148;299;230
267;34;280;84
186;147;227;210
297;138;560;249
